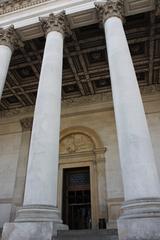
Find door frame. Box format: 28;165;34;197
62;166;91;229
58;126;107;229
58;159;99;229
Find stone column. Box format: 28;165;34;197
2;13;68;240
0;25;22;99
95;1;160;239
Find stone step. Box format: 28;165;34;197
57;229;118;240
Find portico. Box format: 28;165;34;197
0;0;160;240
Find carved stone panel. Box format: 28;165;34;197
60;133;95;154
125;0;155;16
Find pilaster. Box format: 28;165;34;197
10;118;33;221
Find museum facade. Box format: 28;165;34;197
0;0;160;239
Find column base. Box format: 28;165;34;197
117;198;160;240
1;205;68;240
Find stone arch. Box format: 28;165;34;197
58;126;107;228
60;126;104;154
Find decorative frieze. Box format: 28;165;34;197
0;0;155;18
0;106;34;119
40;12;71;37
95;0;124;23
0;85;159;119
0;25;23;51
62;92;112;108
0;0;50;16
60;133;94;154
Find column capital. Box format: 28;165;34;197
95;0;124;23
156;0;160;15
20;117;33;132
0;25;23;52
39;12;71;37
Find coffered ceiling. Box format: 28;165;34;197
1;11;160;110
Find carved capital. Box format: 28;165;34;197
40;12;71;37
95;0;124;23
20;117;33;131
0;25;23;52
156;0;160;15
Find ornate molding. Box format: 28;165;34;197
0;25;23;51
0;85;159;119
62;92;112;108
95;0;124;23
0;0;50;16
62;84;160;108
0;105;34;119
20;117;33;131
156;0;160;15
60;133;95;154
39;12;71;37
140;84;160;95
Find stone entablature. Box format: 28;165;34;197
0;84;159;120
0;0;156;17
0;0;156;42
0;0;50;15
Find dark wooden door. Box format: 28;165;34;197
62;167;91;229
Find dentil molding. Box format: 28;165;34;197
0;0;51;15
0;0;155;16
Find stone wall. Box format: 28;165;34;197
0;92;159;229
0;121;21;228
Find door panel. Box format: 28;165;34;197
62;167;91;229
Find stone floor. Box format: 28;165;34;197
57;229;118;240
0;228;119;240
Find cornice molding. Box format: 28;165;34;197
95;0;124;23
0;25;23;51
0;0;51;16
62;92;112;108
0;105;34;119
62;85;160;108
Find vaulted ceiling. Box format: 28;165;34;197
1;11;160;110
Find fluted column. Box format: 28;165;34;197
95;1;160;239
16;12;68;220
0;25;22;98
23;13;65;208
2;13;68;240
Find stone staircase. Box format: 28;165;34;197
57;229;118;240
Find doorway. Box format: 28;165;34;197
62;167;91;230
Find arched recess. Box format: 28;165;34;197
58;126;107;229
